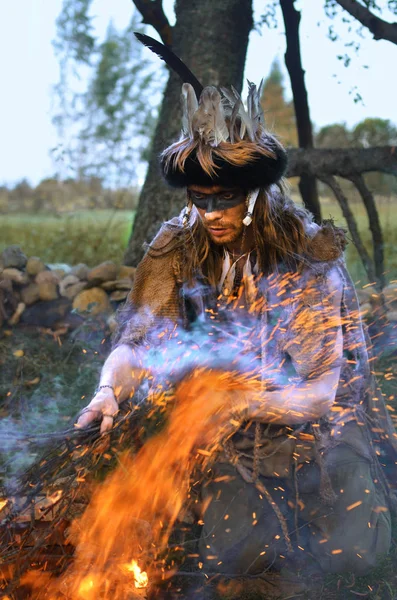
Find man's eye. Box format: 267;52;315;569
192;193;204;200
221;193;234;200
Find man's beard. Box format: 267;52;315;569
205;223;244;246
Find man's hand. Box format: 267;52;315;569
76;388;119;434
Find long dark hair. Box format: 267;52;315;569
182;184;311;287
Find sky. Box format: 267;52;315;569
0;0;396;186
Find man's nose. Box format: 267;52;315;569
203;196;223;221
204;208;223;221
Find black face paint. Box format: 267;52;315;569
188;190;246;212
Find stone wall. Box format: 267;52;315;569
1;244;397;331
0;245;135;331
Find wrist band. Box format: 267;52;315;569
96;384;117;399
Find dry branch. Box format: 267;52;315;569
348;173;385;288
286;146;397;178
132;0;173;46
319;174;378;286
335;0;397;44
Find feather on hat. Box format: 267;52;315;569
135;32;287;189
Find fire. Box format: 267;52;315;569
40;369;254;599
0;498;7;511
78;575;97;598
125;560;148;588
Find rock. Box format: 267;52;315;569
8;302;26;325
118;265;136;281
21;283;41;305
59;274;80;296
359;303;371;318
70;263;90;280
73;287;111;315
26;256;46;276
20;298;73;328
387;311;397;322
47;263;72;274
62;281;87;300
1;268;29;285
87;261;118;284
36;270;60;300
106;314;118;333
110;290;129;301
36;270;60;285
384;284;397;308
1;245;27;269
38;281;59;301
356;286;378;305
101;279;133;291
0;278;18;325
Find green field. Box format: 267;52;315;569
0;210;135;267
314;196;397;283
0;197;396;282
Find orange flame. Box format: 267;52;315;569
40;369;253;598
125;560;148;588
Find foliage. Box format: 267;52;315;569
0;177;139;214
52;4;166;186
261;59;298;147
352;117;397;147
315;119;397;194
324;0;397;92
53;0;96;64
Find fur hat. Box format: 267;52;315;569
161;83;288;189
133;33;288;190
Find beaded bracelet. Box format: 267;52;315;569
95;384;117;399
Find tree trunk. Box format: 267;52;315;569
279;0;322;223
124;0;253;266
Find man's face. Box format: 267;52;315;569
187;185;247;247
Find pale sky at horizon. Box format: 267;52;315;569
0;0;396;187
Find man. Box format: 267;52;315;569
77;76;396;582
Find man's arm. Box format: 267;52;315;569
76;344;146;433
77;221;183;433
244;360;342;425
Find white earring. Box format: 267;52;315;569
242;188;260;226
182;199;193;226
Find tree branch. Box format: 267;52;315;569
348;173;385;288
132;0;173;46
319;174;379;287
286;146;397;178
335;0;397;44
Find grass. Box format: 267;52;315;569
0;196;396;282
0;209;135;267
318;196;397;284
0;320;107;479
